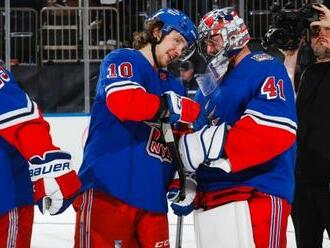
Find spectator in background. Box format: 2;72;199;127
291;1;330;247
311;3;330;28
179;60;198;98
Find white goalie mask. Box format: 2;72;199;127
197;7;250;85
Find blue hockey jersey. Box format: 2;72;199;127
0;66;37;216
0;139;33;216
79;49;186;213
0;67;39;129
195;52;297;203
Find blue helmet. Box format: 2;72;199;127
150;8;197;46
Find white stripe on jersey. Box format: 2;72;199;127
0;96;39;130
242;109;296;135
105;81;145;97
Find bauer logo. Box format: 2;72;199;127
29;162;70;177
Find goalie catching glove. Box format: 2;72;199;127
157;91;204;125
29;150;81;215
167;172;197;216
178;123;231;172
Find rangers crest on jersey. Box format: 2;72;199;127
146;127;173;163
251;53;274;62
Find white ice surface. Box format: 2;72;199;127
31;206;330;248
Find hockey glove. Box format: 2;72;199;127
168;172;197;216
178;123;230;172
192;106;208;131
158;91;201;124
29;151;81;215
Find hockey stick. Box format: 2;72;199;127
175;215;184;248
161;122;186;248
161;122;186;200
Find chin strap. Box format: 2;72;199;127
151;43;161;68
151;34;165;68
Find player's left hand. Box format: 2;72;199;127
29;151;81;215
167;172;197;216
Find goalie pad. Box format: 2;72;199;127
178;123;227;172
194;201;255;248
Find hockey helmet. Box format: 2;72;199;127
150;8;198;46
198;7;250;62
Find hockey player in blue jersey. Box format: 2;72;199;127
169;7;297;248
0;66;81;247
74;8;204;248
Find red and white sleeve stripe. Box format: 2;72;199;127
225;109;296;172
106;80;161;121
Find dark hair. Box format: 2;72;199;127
132;20;164;49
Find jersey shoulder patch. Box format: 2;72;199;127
251;53;274;62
